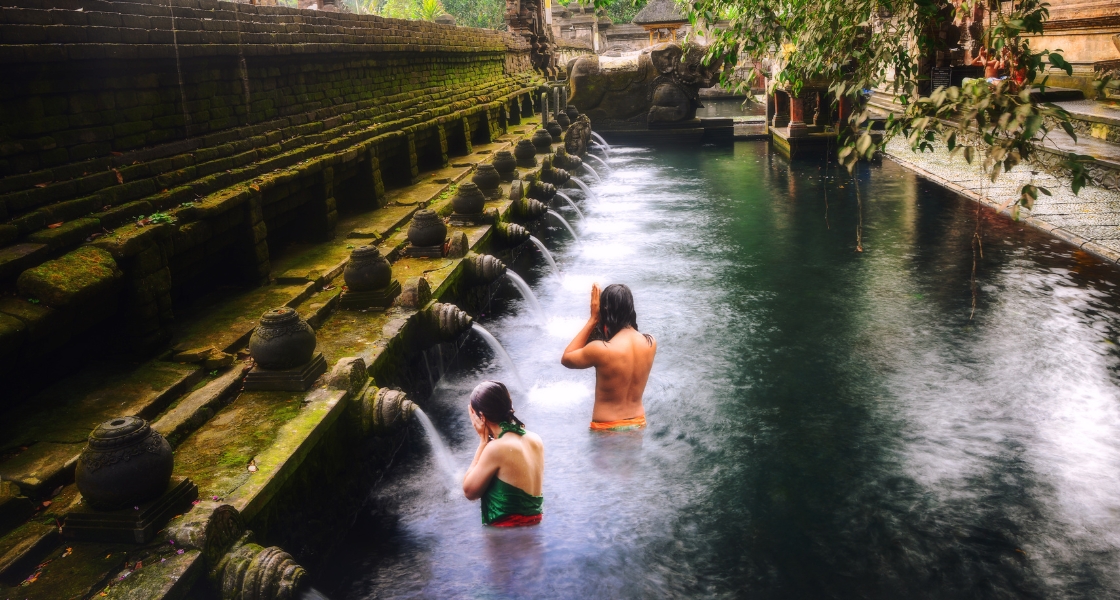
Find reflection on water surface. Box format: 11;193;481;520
322;142;1120;599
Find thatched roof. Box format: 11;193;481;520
632;0;686;25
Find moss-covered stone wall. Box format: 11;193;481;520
0;0;540;407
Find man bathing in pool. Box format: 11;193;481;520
561;283;657;431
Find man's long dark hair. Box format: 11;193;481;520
599;284;654;345
470;380;525;428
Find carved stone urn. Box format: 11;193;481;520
546;120;563;143
565;105;580;122
471;164;502;198
76;417;174;511
514;139;538;167
531;128;554;153
407;209;447;248
249;307;317;370
492;150;517;181
343;246;392;292
554;111;570;129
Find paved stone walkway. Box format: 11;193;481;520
883;136;1120;264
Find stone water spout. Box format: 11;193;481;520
524;176;557;202
552;148;583;173
494;221;531;249
361;387;416;437
539;157;571;187
511;194;549;222
420;302;474;344
213;537;308;600
466;254;507;285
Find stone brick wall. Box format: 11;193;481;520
0;0;540;390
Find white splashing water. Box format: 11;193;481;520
528;235;559;276
413;407;461;490
555;191;585;220
581;163;602;183
471;323;525;389
547;209;580;243
504;271;544;321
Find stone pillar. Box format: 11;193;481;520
460;117;473;154
244;192;271;284
522;92;535;116
361;150;386;209
787;95;808;138
405;132;419;183
509;98;522;125
311;167;338;242
772;90;790;127
766;91;774;125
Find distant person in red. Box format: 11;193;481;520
462;381;544;527
561;283;657;431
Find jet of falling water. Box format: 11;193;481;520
581;164;602;183
590;132;612;156
471;324;526;389
570;177;599;203
504;271;545;322
547;209;580;243
586;153;610;171
528;235;560;276
413;407;461;490
555;191;585;220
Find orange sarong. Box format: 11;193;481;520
589;415;646;431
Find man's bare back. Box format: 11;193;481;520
561;283;657;423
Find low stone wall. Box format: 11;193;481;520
0;0;542;406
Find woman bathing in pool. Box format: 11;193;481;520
462;381;545;527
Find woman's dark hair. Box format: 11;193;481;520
470;380;524;428
599;284;654;345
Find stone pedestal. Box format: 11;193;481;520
243;352;327;391
402;244;444;258
449;212;493;227
64;477;198;544
339;281;401;311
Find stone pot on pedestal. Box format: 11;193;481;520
75;417;174;511
546;120;563;143
492;151;517;181
531;129;554;153
514;140;538;167
554;111;570;129
407;209;447;251
565;105;580;123
245;308;326;390
471;165;502;199
341;246;400;310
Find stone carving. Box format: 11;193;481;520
494;222;531;249
523;176;556;202
447;231;470;258
212;535;307;600
327;356;368;397
554;110;571;129
249;308;317;370
170;502;245;568
452;181;487;216
362;387;416;436
76;416;174;510
407;209;448;248
539;157;571;186
471;165;502;199
466;254;508;284
568;42;724;127
546;119;563;142
420;302;474;343
564;115;593;156
343;246;392;292
514;139;538;167
552;148;583;172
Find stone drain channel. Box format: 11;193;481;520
0;106;602;599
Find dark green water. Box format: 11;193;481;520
323;142;1120;599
